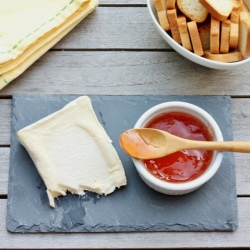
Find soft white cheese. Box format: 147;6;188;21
17;96;127;208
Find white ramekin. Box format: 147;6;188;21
132;101;224;195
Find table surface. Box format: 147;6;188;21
1;1;250;249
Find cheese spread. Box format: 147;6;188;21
17;96;127;208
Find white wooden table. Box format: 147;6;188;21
1;1;250;249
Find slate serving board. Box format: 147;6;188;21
7;95;238;233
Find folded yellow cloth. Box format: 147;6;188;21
0;0;98;90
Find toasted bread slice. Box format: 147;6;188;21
232;0;242;7
167;8;182;44
198;22;210;50
187;21;204;56
177;0;208;23
220;19;231;53
229;22;239;49
242;0;250;10
232;0;242;9
154;0;171;31
231;0;242;23
204;50;243;62
210;17;220;54
239;11;250;56
154;0;166;11
167;0;176;9
241;1;249;12
199;0;233;21
178;15;193;50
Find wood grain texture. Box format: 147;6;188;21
0;198;249;248
1;51;250;96
100;0;146;4
54;7;167;49
0;100;11;145
0;148;9;195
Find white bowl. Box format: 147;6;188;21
147;0;250;70
132;101;224;195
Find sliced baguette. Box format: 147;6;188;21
232;0;242;7
154;0;165;11
167;8;182;44
177;0;208;23
239;11;250;56
242;0;250;10
231;0;242;23
187;21;204;56
198;22;210;50
199;0;233;21
154;0;171;31
210;17;220;54
220;19;231;53
204;50;243;62
229;22;239;49
177;15;193;50
241;1;249;12
167;0;176;9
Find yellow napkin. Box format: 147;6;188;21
0;0;98;90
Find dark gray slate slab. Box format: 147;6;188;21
7;95;238;233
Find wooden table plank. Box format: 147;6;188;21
0;148;9;196
54;7;167;50
0;198;249;249
100;0;146;4
0;99;11;145
1;51;250;96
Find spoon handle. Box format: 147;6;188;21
183;140;250;153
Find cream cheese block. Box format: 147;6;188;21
17;96;127;208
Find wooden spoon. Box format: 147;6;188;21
119;128;250;159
